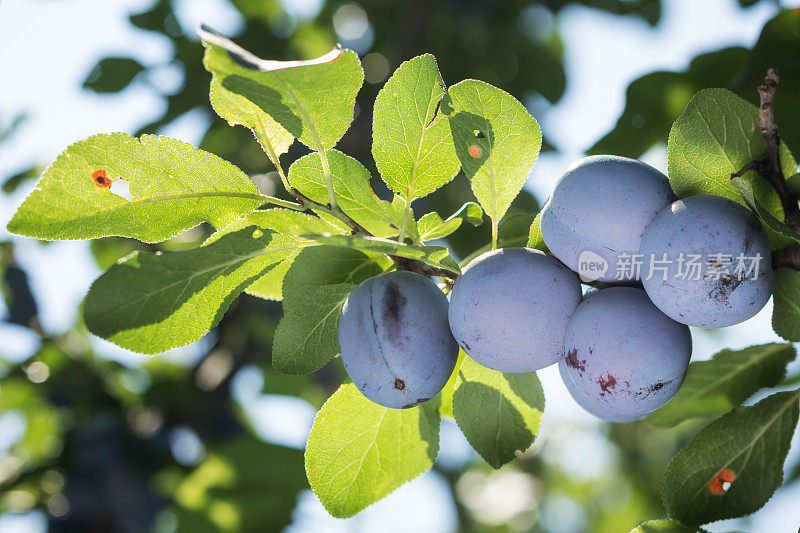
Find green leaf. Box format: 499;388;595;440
452;356;544;468
773;268;800;342
630;519;707;533
309;234;460;274
661;389;800;526
288;149;402;237
272;247;388;374
417;201;483;242
527;211;548;252
305;382;441;517
787;172;800;197
83;57;145;93
442;79;541;233
439;350;466;418
731;176;800;244
372;54;461;201
648;343;796;427
207;209;344;301
667;88;786;243
83;227;312;354
7;133;263;243
199;25;363;154
203;43;293;168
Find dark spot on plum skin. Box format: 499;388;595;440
402;398;429;409
565;349;586;373
634;378;675;398
394;378;405;390
382;281;407;343
708;275;742;303
597;373;617;395
461;341;471;351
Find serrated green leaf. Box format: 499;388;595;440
417;201;483;242
372;54;461;201
305;382;441;517
630;519;706;533
288;149;402;237
84;227;313;354
732;176;800;244
308;234;460;274
199;25;363;154
207;209;344;300
453;356;544;468
527;211;548;252
648;343;796;427
272;247;388;374
773;268;800;341
7;133;263;243
667;88;793;247
661;389;799;526
442;79;541;236
203;44;293;168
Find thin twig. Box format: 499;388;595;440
389;255;459;281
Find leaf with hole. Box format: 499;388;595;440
7;133;263;243
305;382;440;517
660;389;799;525
442;79;541;238
648;343;796;427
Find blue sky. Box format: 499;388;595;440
2;0;800;531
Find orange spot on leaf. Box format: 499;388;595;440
708;469;736;495
468;145;482;158
92;169;111;188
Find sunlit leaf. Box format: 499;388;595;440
661;389;799;525
305;382;440;517
648;343;796;427
7;134;263;243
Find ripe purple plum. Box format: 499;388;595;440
448;247;582;372
559;287;691;422
338;271;458;409
541;155;675;282
639;195;773;327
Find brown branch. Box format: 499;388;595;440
389;254;459;281
773;244;800;270
754;69;800;231
731;68;800;271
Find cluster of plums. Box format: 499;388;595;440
338;155;774;421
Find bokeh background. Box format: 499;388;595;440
2;0;800;531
